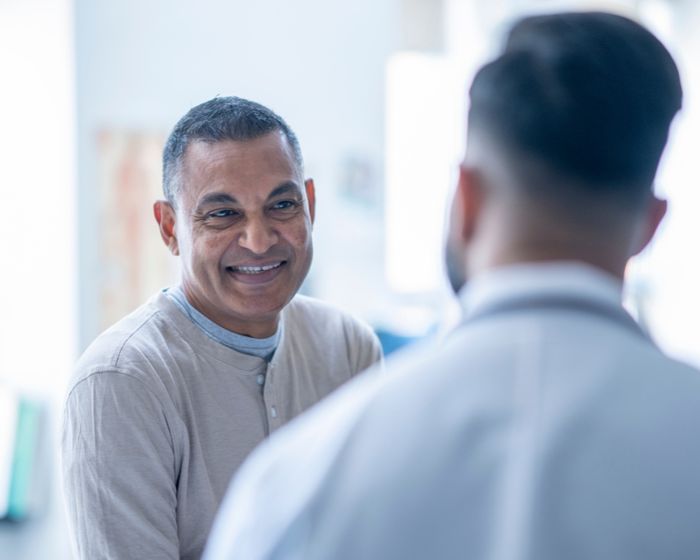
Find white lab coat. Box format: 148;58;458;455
205;262;700;560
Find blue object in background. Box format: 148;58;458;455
375;328;427;356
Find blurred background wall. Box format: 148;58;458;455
0;0;75;557
1;0;699;557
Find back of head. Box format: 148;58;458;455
162;96;303;204
468;11;682;208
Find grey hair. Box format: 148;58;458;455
162;96;304;204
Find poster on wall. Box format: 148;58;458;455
96;130;179;332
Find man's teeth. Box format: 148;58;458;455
232;262;283;274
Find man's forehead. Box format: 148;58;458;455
182;132;298;170
174;135;304;207
180;133;296;172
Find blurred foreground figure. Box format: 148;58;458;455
205;12;700;560
61;97;381;560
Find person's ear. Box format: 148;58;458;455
153;200;180;256
454;165;484;242
631;195;667;256
304;178;316;224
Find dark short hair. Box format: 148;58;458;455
468;12;682;204
162;96;303;203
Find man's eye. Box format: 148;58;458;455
208;209;238;218
271;200;299;211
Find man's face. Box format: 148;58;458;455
164;132;314;337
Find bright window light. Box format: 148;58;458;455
385;53;465;294
0;1;76;393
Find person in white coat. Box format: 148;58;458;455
204;12;700;560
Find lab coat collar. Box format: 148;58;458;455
458;261;625;321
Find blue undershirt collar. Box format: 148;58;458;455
165;286;281;361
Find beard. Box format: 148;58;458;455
444;235;467;295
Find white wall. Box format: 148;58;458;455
641;0;700;366
0;0;75;557
76;0;401;348
0;0;76;399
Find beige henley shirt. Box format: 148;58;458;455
62;291;382;560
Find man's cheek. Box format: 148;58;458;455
286;222;313;247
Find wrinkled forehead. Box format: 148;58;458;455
176;133;303;204
182;133;301;177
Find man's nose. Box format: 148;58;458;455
238;216;279;255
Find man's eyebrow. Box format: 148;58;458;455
195;192;238;211
267;181;303;200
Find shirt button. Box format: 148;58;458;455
270;406;278;418
256;374;265;386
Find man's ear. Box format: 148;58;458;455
454;165;484;242
153;200;180;256
631;195;667;256
304;178;316;224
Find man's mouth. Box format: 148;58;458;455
227;261;284;274
225;261;286;284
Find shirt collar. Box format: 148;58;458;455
165;285;282;360
458;261;624;320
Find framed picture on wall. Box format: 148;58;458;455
96;130;179;331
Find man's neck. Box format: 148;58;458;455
472;213;632;281
166;286;282;359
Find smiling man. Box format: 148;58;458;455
62;97;382;560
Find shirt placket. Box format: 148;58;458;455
261;361;283;433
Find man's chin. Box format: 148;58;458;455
213;299;287;336
227;290;292;317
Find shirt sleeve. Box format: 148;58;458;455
62;370;180;560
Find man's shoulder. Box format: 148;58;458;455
280;294;382;373
285;293;350;318
285;294;375;338
71;291;189;389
